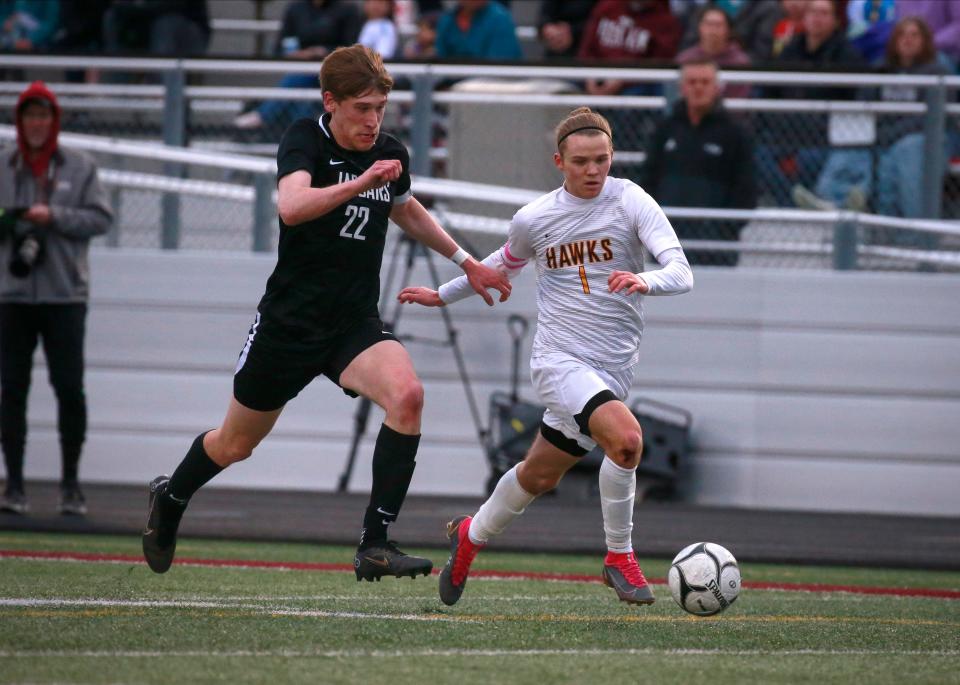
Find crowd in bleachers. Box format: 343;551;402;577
3;1;954;77
1;0;957;232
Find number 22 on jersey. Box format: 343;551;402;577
340;204;369;240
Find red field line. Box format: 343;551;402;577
2;549;958;600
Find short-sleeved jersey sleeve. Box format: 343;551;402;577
392;142;412;205
621;181;681;258
506;207;535;260
276;119;320;182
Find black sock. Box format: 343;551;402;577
61;441;81;486
157;432;222;546
360;424;420;548
167;431;223;503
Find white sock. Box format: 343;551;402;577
599;455;636;554
468;465;536;545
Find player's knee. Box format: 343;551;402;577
608;429;642;468
389;379;424;424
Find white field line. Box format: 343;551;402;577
0;598;468;623
0;648;958;658
176;593;892;603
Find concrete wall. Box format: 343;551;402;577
14;247;960;517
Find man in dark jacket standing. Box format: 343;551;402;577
639;60;756;266
0;81;112;515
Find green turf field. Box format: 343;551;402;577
1;532;958;684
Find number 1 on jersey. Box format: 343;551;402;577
340;204;369;241
578;265;590;294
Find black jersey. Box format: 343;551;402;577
256;114;412;352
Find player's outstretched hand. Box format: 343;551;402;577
464;260;511;306
358;159;402;193
608;270;649;295
397;286;444;307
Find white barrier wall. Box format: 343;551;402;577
15;247;960;517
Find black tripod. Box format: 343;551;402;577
336;232;488;492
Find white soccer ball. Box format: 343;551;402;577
667;542;740;616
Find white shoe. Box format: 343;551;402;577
845;186;867;212
792;185;837;211
0;489;29;515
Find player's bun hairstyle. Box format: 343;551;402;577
320;44;394;101
555;107;613;154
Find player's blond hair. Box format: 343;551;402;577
555;107;613;154
320;44;394;101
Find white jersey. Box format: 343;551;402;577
439;176;688;371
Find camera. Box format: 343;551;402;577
10;231;44;278
0;208;42;279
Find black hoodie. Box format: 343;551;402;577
639;100;756;211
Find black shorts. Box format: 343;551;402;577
233;315;399;412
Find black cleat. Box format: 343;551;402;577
141;475;184;574
438;515;483;606
354;540;433;582
58;482;87;516
0;488;28;515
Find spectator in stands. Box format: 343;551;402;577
537;0;595;59
875;17;955;218
676;7;752;98
758;0;864;206
678;0;785;64
772;0;807;57
639;60;756;266
773;0;864;96
234;0;362;133
0;82;112;516
795;14;957;215
578;0;682;95
0;0;59;52
435;0;522;60
359;0;399;59
896;0;960;68
272;0;362;61
102;0;209;56
403;9;439;59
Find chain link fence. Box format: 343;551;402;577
0;57;956;270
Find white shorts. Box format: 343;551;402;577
530;351;634;454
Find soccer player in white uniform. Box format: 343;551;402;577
398;107;693;606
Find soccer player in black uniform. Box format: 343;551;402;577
142;45;510;580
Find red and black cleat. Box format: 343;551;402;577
438;515;484;606
602;550;656;605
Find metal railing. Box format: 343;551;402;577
0;55;956;267
1;125;956;271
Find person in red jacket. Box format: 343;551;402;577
0;82;112;516
578;0;682;96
